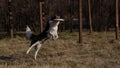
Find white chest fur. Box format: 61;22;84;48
26;26;32;39
47;21;60;40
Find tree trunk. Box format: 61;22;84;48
79;0;83;44
115;0;119;40
9;0;13;39
39;2;43;33
88;0;93;33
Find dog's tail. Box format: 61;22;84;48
26;25;33;39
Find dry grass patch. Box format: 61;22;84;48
0;32;119;68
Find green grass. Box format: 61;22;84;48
0;32;119;68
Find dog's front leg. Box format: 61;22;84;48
34;42;42;60
26;41;39;54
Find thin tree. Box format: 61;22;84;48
9;0;13;39
88;0;93;33
115;0;119;40
39;1;43;33
79;0;83;44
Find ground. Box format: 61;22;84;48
0;32;120;68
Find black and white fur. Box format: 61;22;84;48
26;16;64;60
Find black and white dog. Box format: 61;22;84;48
26;16;64;60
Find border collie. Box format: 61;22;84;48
26;16;64;60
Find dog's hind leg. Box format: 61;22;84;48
26;41;39;54
34;42;42;60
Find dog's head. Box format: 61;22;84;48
50;16;64;23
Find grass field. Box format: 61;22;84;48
0;32;120;68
